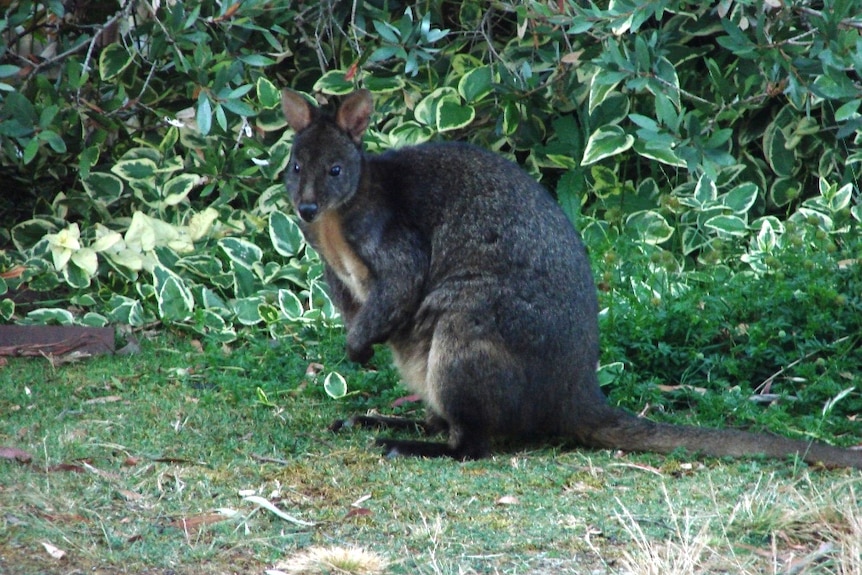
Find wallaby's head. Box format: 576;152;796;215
281;89;373;223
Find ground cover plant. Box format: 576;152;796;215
2;0;862;573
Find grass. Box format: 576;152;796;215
1;330;860;575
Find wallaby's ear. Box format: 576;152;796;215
336;89;374;144
282;89;315;133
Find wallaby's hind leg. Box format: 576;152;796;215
375;419;491;460
374;315;520;460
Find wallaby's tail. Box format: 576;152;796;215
580;407;862;470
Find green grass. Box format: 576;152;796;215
1;233;861;574
1;331;860;574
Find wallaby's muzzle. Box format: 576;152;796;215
298;202;319;222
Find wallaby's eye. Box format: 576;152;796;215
329;165;342;177
292;162;300;173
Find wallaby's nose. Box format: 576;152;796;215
298;203;319;222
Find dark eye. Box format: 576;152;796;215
292;162;300;173
329;165;342;177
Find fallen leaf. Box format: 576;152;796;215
0;446;33;463
83;395;122;405
344;507;373;519
46;463;85;473
118;489;144;501
123;456;142;467
167;513;229;534
496;495;519;505
41;541;66;560
35;511;87;524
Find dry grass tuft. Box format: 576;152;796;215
615;474;861;575
271;546;390;575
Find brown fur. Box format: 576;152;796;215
281;88;862;469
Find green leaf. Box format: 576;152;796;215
83;172;124;204
436;97;475;132
694;174;717;206
828;183;853;212
197;95;212;136
11;218;56;251
414;87;458;126
0;299;14;321
720;182;758;215
23;138;39;164
458;66;493;102
589;71;622;114
632;139;686;168
269;211;305;257
388;121;435;146
769;177;800;207
39;130;66;154
98;43;134;80
78;146;100;179
278;289;304;320
625;210;674;244
256;77;281;109
755;218;777;252
502;101;519;136
239;54;275;67
834;99;860;122
582;125;634;165
313;70;355;95
763;115;796;177
233;296;264;325
107;295;145;326
812;70;860;100
219;237;263;267
81;312;109;327
153;264;194;322
111;157;158;182
323;371;348;399
363;75;405;94
704;214;748;237
653;57;680;109
161;174;198;206
310;280;337;319
0;64;20;78
221;98;256;117
26;308;75;325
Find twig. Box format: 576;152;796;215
754;336;851;395
249;453;290;466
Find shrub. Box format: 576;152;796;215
0;0;859;342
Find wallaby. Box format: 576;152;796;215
280;88;862;469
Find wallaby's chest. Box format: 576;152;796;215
309;211;370;302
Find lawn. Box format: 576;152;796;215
1;332;859;575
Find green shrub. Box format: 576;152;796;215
1;0;859;348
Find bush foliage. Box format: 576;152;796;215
1;0;860;344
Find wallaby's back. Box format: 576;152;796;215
282;89;862;469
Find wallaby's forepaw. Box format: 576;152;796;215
328;418;351;432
